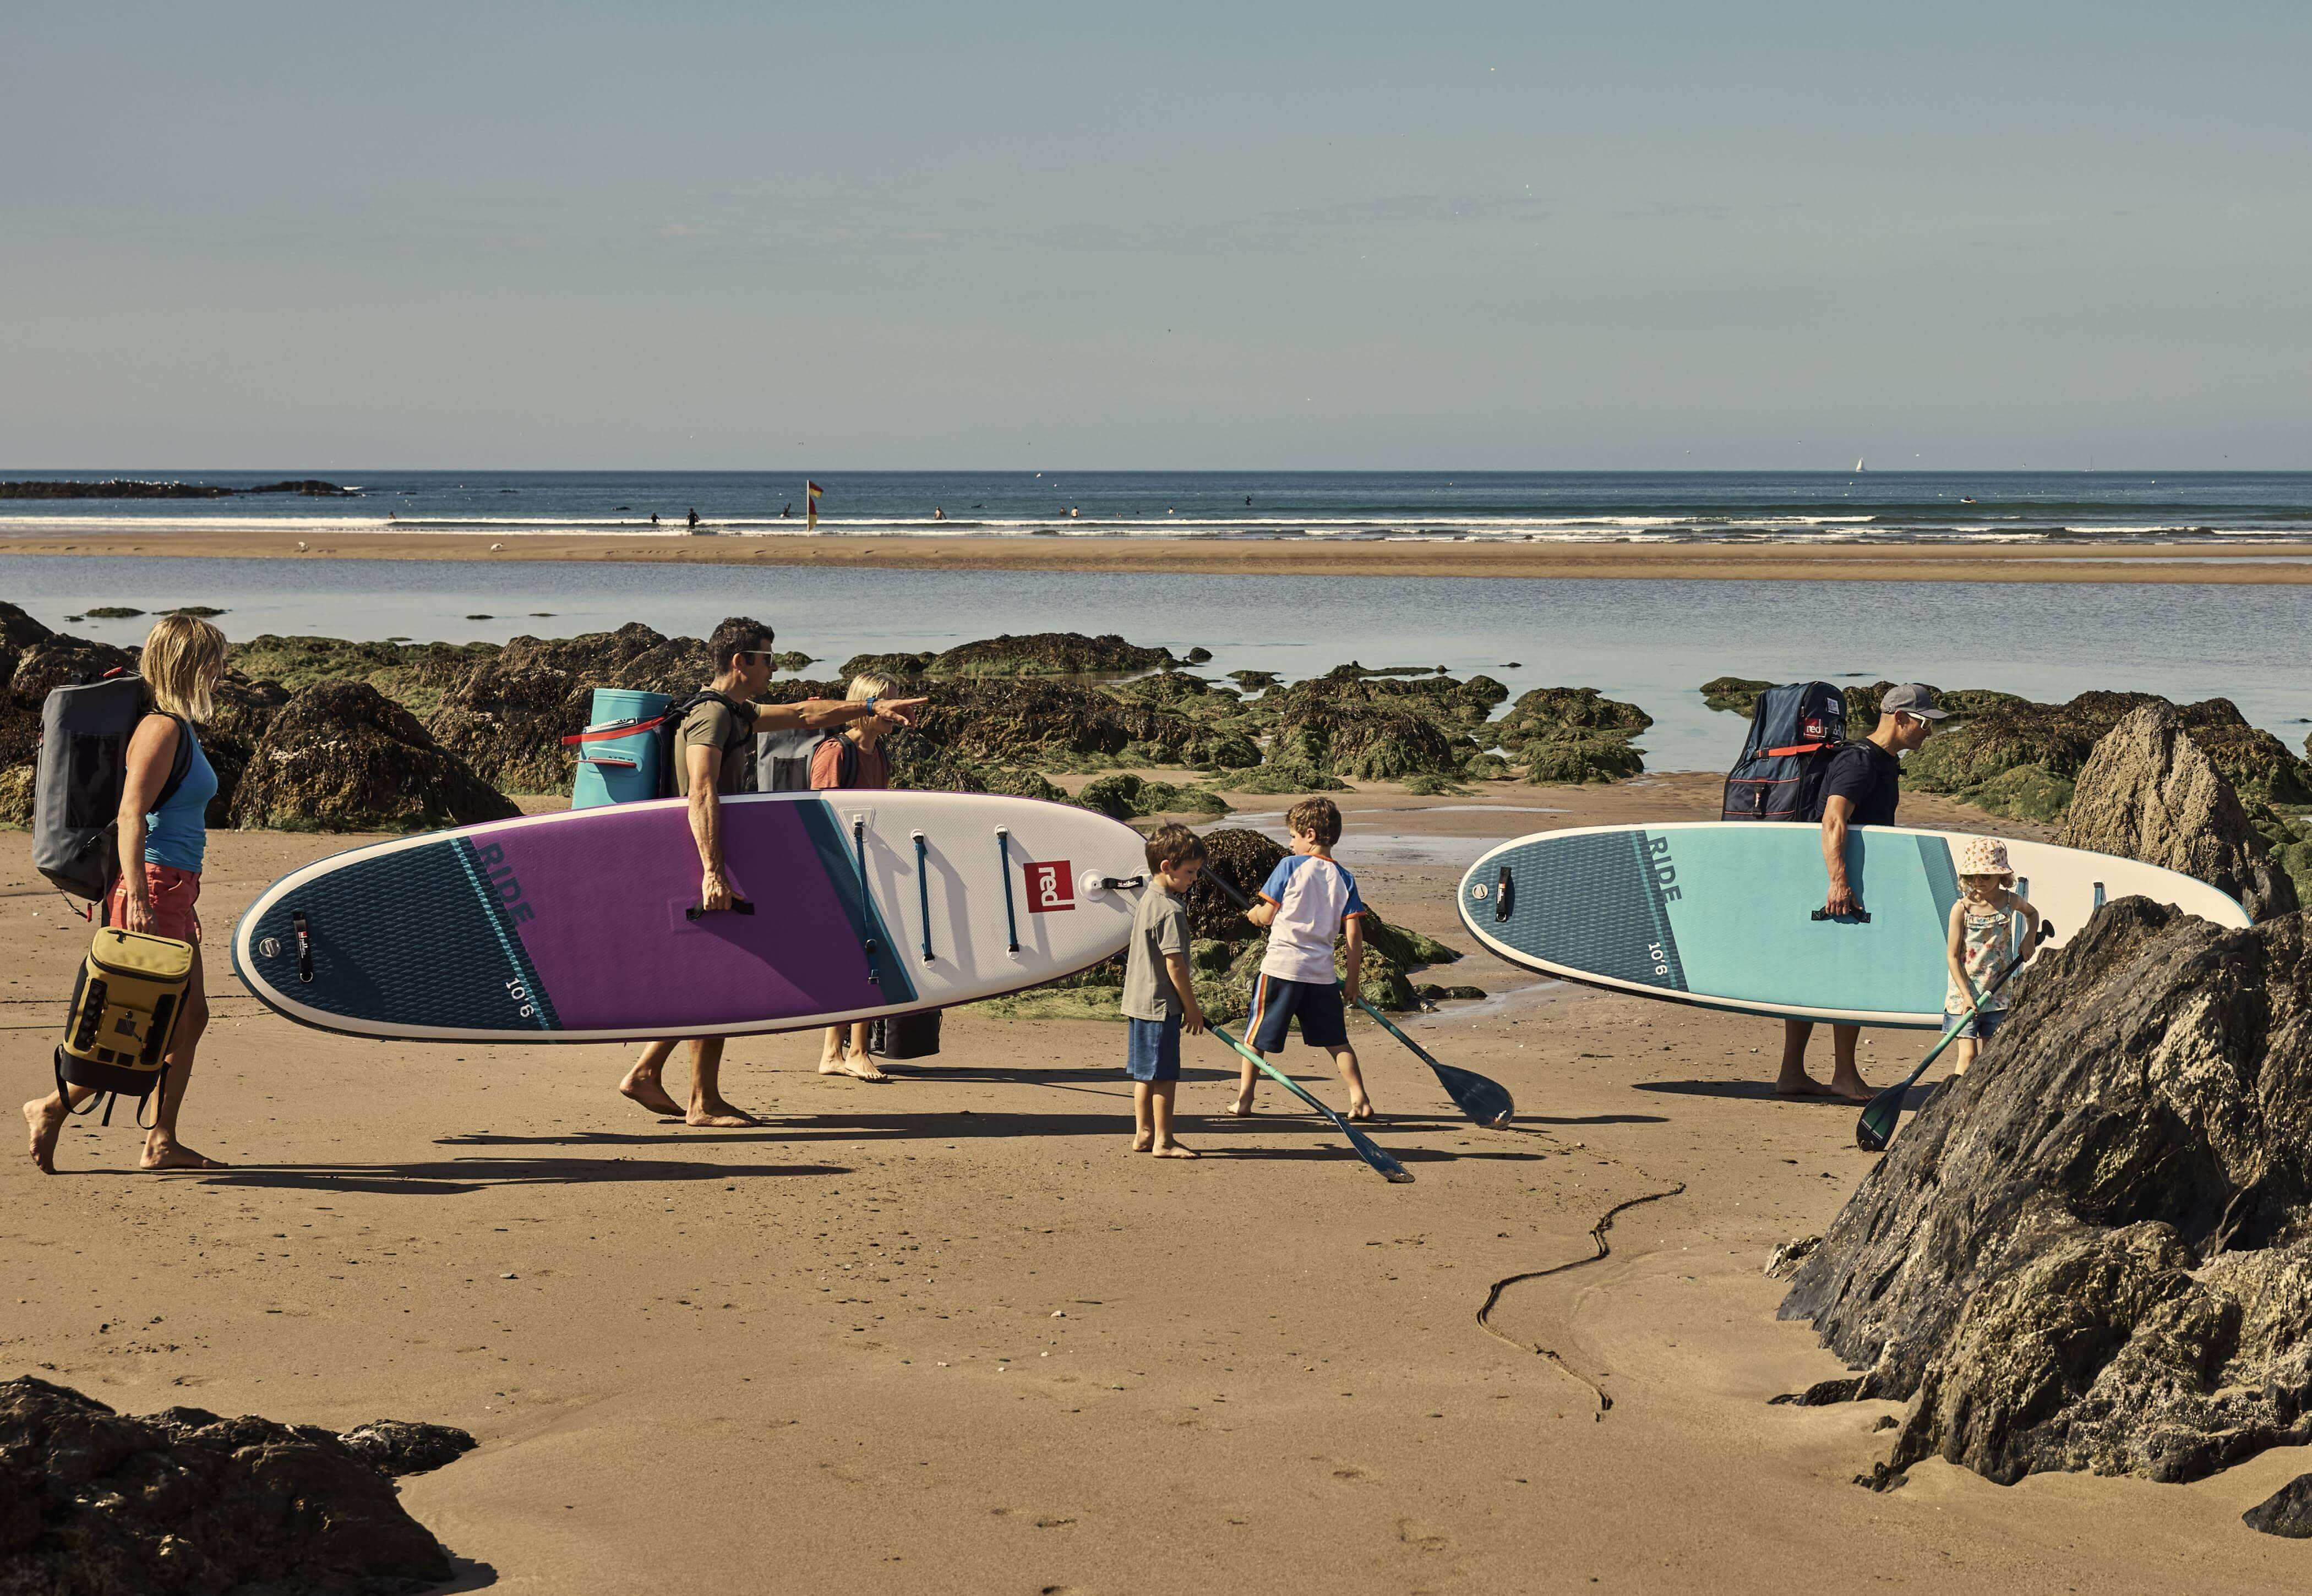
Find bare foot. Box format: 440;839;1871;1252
1347;1100;1376;1122
1827;1076;1874;1104
24;1096;67;1175
1130;1133;1154;1153
820;1054;891;1083
140;1139;226;1172
1150;1140;1199;1159
1775;1076;1839;1098
618;1071;686;1118
1229;1094;1257;1117
686;1101;764;1128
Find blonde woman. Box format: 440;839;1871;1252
24;615;228;1173
811;673;898;1081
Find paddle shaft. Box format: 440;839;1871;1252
1856;919;2050;1151
1207;1021;1414;1184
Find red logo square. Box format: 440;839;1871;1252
1023;860;1075;912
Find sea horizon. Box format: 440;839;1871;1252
7;468;2312;546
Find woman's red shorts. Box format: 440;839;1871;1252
108;863;202;943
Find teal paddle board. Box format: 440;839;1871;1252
1457;822;2249;1030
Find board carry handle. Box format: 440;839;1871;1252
291;909;314;983
1493;865;1514;923
996;827;1019;953
1811;907;1872;923
853;817;881;983
685;898;756;921
912;832;934;963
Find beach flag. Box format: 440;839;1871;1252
806;479;822;529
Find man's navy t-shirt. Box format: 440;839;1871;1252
1811;740;1902;827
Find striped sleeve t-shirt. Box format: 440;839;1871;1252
1256;853;1367;983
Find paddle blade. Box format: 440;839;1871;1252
1855;1085;1902;1152
1351;994;1515;1128
1209;1023;1414;1185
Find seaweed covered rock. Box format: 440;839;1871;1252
1270;701;1463;780
1700;676;1773;715
1780;900;2312;1488
1908;692;2312;818
835;650;935;682
1275;668;1509;729
926;632;1175;677
1519;730;1646;784
228;634;496;717
231;681;519;832
1184;827;1288;941
0;763;31;827
881;734;1066;801
1206;762;1350;795
195;673;295;826
1496;686;1653;741
902;677;1227;772
1074;772;1228;820
0;1375;459;1594
424;623;719;792
2059;702;2299;922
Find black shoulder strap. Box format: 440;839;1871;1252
152;714;193;810
677;691;756;751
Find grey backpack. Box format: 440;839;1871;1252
755;725;818;792
32;673;190;901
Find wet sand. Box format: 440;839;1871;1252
6;778;2302;1593
9;526;2312;584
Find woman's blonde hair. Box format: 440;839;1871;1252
141;614;227;723
846;672;894;704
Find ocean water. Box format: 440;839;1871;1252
5;469;2312;544
7;554;2306;774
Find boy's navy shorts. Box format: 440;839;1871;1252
1126;1016;1182;1081
1246;973;1348;1052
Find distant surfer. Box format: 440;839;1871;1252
686;508;699;531
781;504;793;518
617;620;925;1126
651;512;659;527
1777;684;1946;1102
933;506;946;521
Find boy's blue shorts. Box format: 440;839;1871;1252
1126;1016;1182;1081
1944;1007;2006;1042
1246;973;1348;1052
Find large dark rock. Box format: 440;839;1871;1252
918;632;1175;678
1275;668;1509;728
0;1375;459;1593
1518;730;1646;785
1780;900;2312;1488
1184;828;1287;941
2059;702;2299;922
902;677;1237;772
1496;686;1653;740
1074;772;1227;821
2244;1474;2312;1537
231;681;519;832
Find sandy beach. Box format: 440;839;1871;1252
10;776;2304;1593
9;527;2312;584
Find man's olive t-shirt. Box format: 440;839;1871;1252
674;698;754;796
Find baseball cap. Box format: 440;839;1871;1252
1880;683;1949;720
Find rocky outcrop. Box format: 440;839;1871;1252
2059;702;2299;922
0;478;349;498
231;681;519;832
926;632;1175;677
0;1375;464;1593
1780;900;2312;1489
195;674;294;826
1489;687;1651;785
1517;731;1646;785
1270;701;1464;780
1908;692;2312;818
1275;667;1510;729
2245;1475;2312;1537
423;624;717;792
1073;773;1228;820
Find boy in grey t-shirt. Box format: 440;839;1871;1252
1121;823;1209;1158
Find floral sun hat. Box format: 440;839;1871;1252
1957;837;2014;878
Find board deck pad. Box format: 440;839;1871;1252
1462;822;2249;1030
233;791;1146;1042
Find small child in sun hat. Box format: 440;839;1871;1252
1943;837;2037;1076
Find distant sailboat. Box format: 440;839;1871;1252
1854;457;1866;472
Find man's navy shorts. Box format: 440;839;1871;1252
1246;972;1349;1052
1126;1016;1182;1081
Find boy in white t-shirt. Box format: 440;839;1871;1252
1236;797;1375;1121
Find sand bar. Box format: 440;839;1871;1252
11;527;2312;583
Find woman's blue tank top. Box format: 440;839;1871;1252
145;723;217;873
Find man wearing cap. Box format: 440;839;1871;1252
1777;683;1948;1100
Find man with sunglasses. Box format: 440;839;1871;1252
1777;682;1948;1102
618;615;926;1125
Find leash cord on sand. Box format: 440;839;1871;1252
1474;1182;1687;1415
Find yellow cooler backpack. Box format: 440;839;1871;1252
58;926;195;1122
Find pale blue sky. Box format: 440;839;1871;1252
4;2;2307;468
